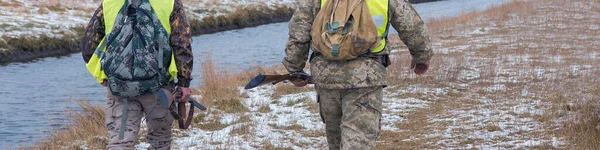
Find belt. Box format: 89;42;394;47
310;52;390;67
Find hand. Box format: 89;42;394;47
291;79;308;87
101;80;108;87
411;60;430;75
178;87;191;103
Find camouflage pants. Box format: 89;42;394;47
105;89;175;150
316;86;383;150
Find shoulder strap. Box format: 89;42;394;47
177;102;194;129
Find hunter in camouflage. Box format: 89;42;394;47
101;0;173;98
81;0;193;149
82;0;193;88
283;0;433;149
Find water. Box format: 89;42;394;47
0;0;509;148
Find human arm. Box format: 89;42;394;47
282;1;316;74
389;0;433;74
170;0;194;88
170;0;194;100
81;4;106;86
81;4;105;64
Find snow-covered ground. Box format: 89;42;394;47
378;0;597;149
0;0;97;38
133;0;598;149
130;84;435;149
7;0;598;149
0;0;294;39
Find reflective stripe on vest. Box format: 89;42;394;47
321;0;389;53
86;0;177;83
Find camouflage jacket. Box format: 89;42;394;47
81;0;194;87
282;0;433;89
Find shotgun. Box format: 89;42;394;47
156;87;207;129
244;72;313;89
174;87;207;111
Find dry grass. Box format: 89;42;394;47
272;84;312;99
558;88;600;149
198;55;312;113
193;113;230;131
543;79;600;148
229;123;255;136
269;122;306;131
377;99;449;149
0;27;84;63
198;55;244;110
379;0;600;149
0;0;23;7
20;99;107;150
1;32;80;52
258;104;273;113
426;0;535;33
260;139;293;150
285;96;311;107
31;0;99;12
213;98;249;113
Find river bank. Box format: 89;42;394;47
0;0;437;64
18;0;600;149
0;0;295;64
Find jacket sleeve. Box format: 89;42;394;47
81;4;105;63
282;1;316;73
389;0;433;64
170;0;194;87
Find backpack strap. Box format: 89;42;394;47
380;3;392;40
118;98;129;140
93;36;109;59
157;36;168;84
380;21;390;40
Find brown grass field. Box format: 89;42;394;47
17;0;600;149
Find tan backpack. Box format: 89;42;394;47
311;0;380;60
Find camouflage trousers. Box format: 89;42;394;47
105;89;175;150
316;86;383;150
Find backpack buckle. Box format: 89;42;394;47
325;22;340;34
332;44;340;56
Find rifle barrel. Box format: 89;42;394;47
189;99;207;111
244;73;313;89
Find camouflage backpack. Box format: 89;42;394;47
101;0;172;98
311;0;380;60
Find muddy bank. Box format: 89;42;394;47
189;6;294;35
0;33;82;64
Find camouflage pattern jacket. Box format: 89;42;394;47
81;0;194;87
282;0;433;89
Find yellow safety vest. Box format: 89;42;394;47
86;0;177;83
321;0;389;53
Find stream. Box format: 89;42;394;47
0;0;509;147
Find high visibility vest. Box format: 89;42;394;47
321;0;389;53
86;0;177;83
